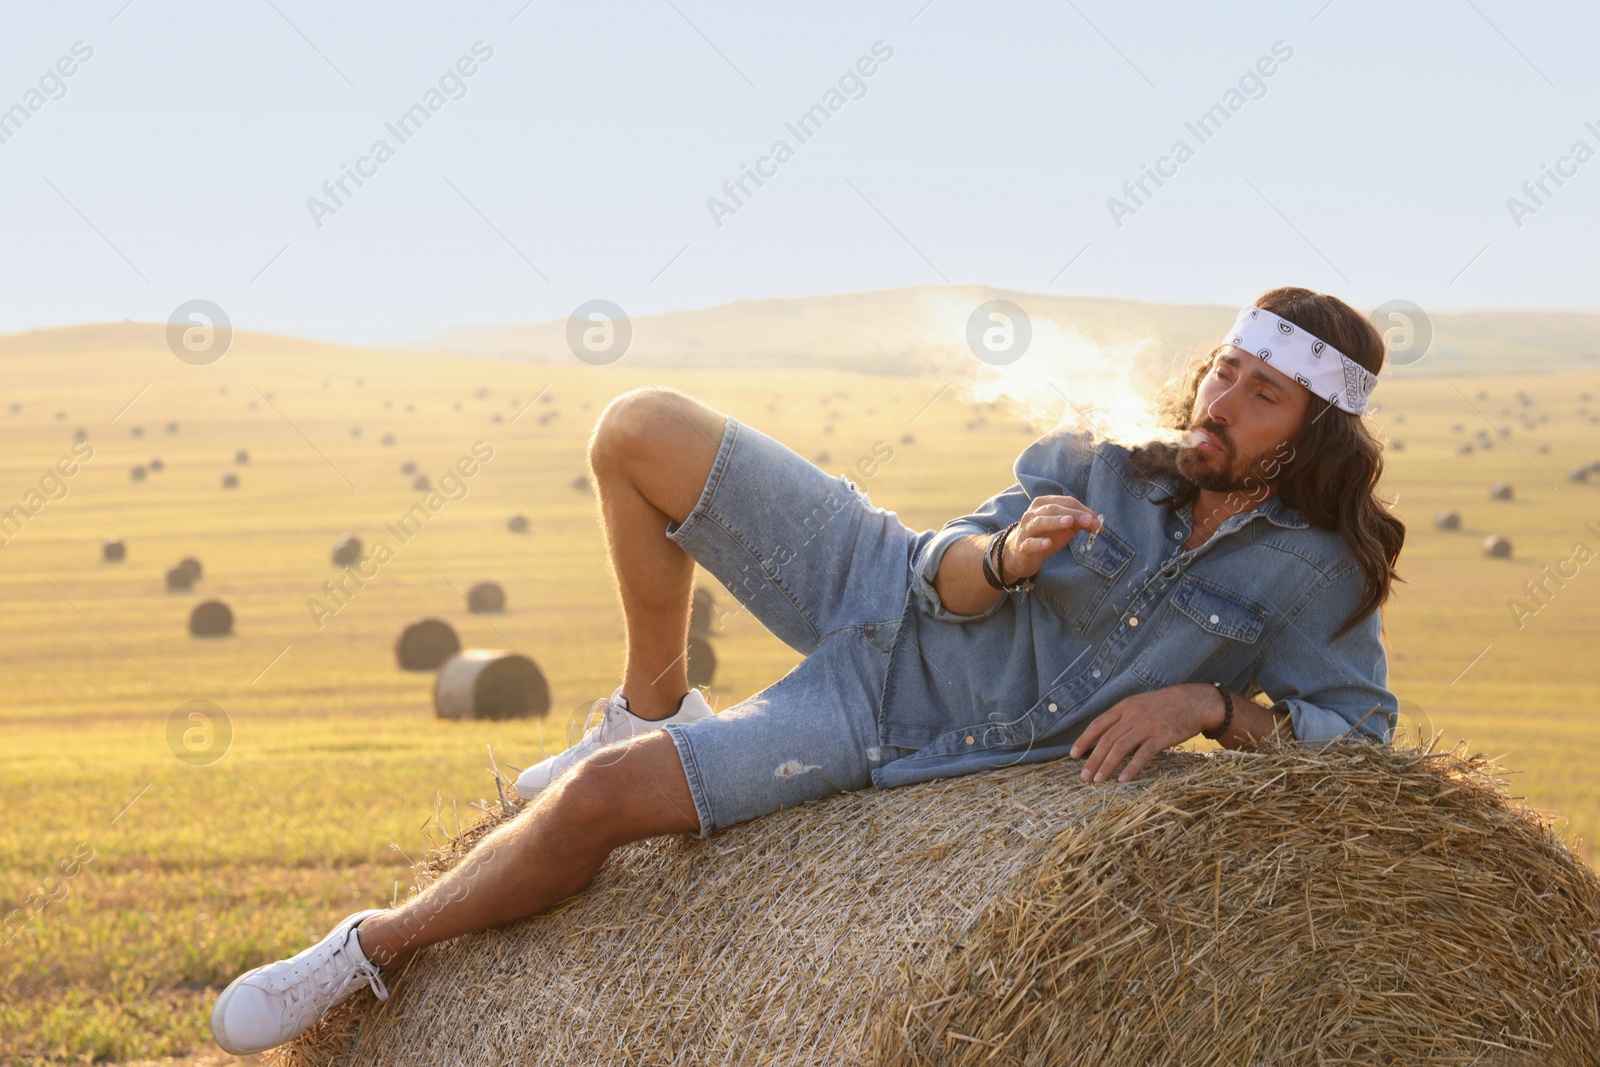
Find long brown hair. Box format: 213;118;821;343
1131;287;1405;637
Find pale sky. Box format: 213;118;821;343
2;0;1596;345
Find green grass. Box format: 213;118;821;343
1;336;1597;1061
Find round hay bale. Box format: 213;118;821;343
570;474;590;493
686;634;716;688
900;432;915;445
284;747;1600;1067
506;513;529;534
1433;508;1462;531
130;465;146;482
165;564;194;591
331;534;363;567
73;427;87;441
401;461;417;476
149;457;164;472
130;425;144;438
351;426;362;437
431;649;549;720
1456;441;1473;455
814;450;830;463
235;449;249;465
413;475;431;492
177;557;203;582
221;471;239;489
1568;466;1589;484
166;421;179;434
395;618;461;671
466;581;506;614
1490;482;1514;501
189;600;233;636
102;537;126;562
1483;534;1512;558
381;433;396;446
1535;443;1551;454
1389;438;1404;451
1586;458;1600;474
689;586;716;636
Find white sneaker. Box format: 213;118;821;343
211;908;388;1054
514;686;713;799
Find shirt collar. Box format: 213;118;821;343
1151;470;1311;532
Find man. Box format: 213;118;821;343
211;286;1404;1054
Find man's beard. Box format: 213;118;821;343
1175;425;1272;493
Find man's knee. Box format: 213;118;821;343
546;733;700;845
588;387;721;476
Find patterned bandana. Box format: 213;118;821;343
1223;306;1377;416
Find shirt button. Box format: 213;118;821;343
1209;613;1220;624
1091;669;1101;678
1173;531;1183;540
1047;702;1058;712
1128;616;1140;627
964;735;975;745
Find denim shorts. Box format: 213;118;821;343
661;416;922;837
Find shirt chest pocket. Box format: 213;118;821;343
1038;524;1134;633
1131;575;1270;689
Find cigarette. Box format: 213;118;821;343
1085;513;1105;551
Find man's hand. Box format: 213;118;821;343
1002;495;1103;580
1069;682;1223;784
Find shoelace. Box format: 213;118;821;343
281;929;390;1027
566;697;615;751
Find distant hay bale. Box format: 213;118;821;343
400;461;417;476
1535;443;1551;454
395;618;461;671
165;565;194;592
166;421;179;434
331;534;363;567
189;600;233;636
571;474;590;493
101;538;126;563
1490;482;1514;501
466;581;506;614
177;557;203;582
381;433;396;446
686;634;716;688
235;449;249;465
221;472;239;489
74;427;87;441
1586;459;1600;474
1568;466;1589;484
130;465;146;482
284;747;1600;1067
130;425;144;438
413;475;431;492
900;433;915;445
689;586;716;636
351;426;362;437
1433;509;1462;530
1389;438;1404;451
814;451;830;463
1456;442;1473;455
148;457;164;472
506;514;529;534
433;649;550;721
1483;534;1512;558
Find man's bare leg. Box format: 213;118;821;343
356;731;698;968
587;387;728;718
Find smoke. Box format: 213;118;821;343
916;291;1199;448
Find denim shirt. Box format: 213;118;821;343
871;425;1397;790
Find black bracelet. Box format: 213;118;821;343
993;522;1035;593
981;528;1006;591
1203;682;1234;741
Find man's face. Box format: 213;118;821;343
1177;346;1312;492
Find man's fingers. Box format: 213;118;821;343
1118;741;1163;783
1069;708;1119;760
1080;723;1130;782
1090;729;1145;784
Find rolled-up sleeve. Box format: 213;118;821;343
909;479;1034;624
1247;560;1398;744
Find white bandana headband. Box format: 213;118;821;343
1223;306;1377;416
